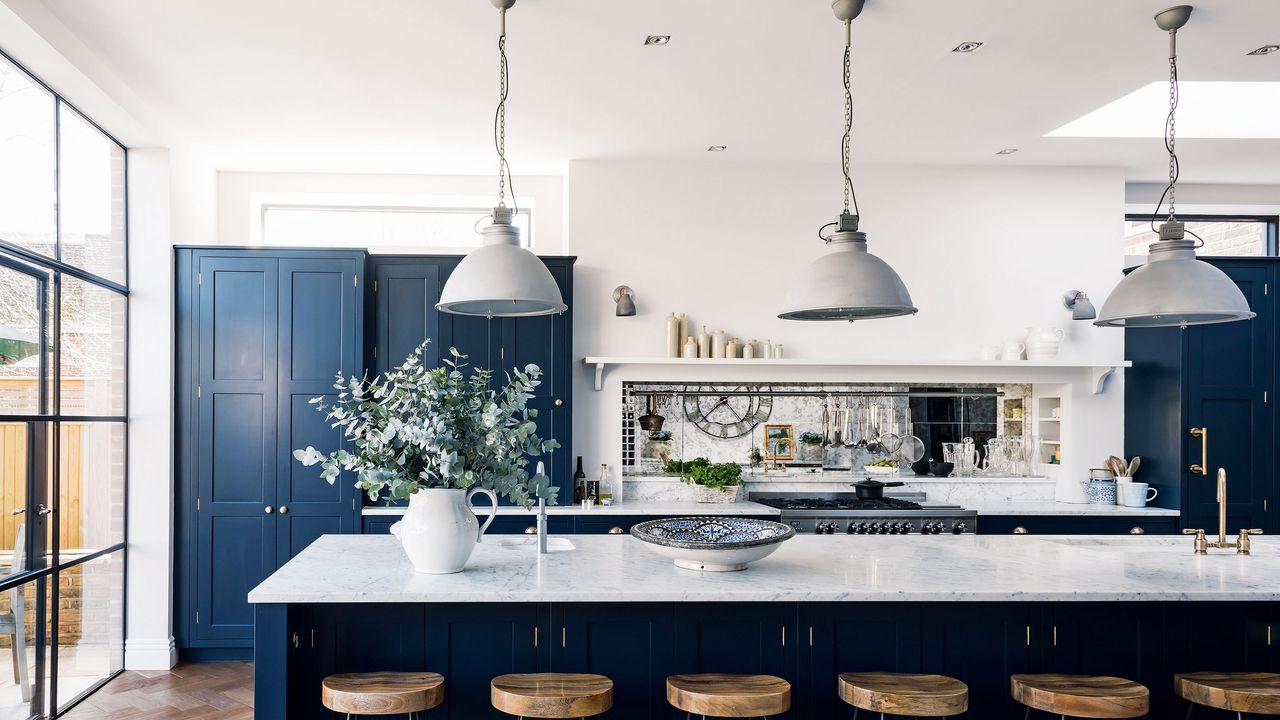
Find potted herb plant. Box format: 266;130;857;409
294;342;559;574
797;431;827;463
673;457;743;503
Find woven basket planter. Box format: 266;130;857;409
689;484;742;504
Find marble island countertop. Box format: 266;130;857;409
248;533;1280;604
361;500;1179;517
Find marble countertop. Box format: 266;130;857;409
248;534;1280;604
361;501;781;517
966;501;1181;517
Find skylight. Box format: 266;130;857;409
1047;81;1280;139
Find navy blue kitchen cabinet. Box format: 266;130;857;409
674;603;799;719
976;515;1178;535
367;255;575;504
424;603;549;720
922;603;1038;719
175;248;364;655
806;603;922;719
1126;259;1276;534
555;603;675;720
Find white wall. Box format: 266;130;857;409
567;160;1129;494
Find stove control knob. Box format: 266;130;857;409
920;522;933;534
953;522;968;534
890;523;906;534
846;522;859;534
901;522;915;534
823;522;837;535
876;523;890;534
856;523;870;534
935;523;946;535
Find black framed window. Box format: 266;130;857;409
1124;214;1279;258
0;46;127;720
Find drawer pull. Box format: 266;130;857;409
608;526;624;535
1012;526;1029;535
1129;526;1145;535
524;526;537;535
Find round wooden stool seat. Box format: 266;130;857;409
491;673;613;718
1175;672;1280;714
322;672;444;716
838;672;968;717
665;673;791;718
1011;674;1149;719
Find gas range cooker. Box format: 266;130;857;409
750;492;977;535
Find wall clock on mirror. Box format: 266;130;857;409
682;386;773;439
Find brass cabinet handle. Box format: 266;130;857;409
264;506;274;514
1129;526;1145;535
279;506;289;514
1189;427;1208;475
1013;526;1029;534
608;526;624;534
524;526;537;535
554;399;564;407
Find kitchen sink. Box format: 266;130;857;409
499;537;576;552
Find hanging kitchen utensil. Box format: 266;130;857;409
845;401;860;448
638;393;665;432
821;401;831;446
851;479;905;500
896;435;926;464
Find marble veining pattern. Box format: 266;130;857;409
248;534;1280;604
361;501;781;517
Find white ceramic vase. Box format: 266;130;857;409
1025;326;1065;360
391;487;498;574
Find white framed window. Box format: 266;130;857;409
251;192;533;252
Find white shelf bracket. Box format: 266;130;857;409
592;361;606;391
1091;366;1117;395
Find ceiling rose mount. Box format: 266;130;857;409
779;0;915;322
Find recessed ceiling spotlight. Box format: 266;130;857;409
706;145;727;152
952;41;984;53
644;35;671;46
996;148;1019;155
1247;44;1279;56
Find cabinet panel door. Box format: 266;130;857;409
921;603;1038;720
1046;603;1165;716
374;261;441;374
425;604;543;720
195;257;278;643
276;259;361;564
1185;263;1273;533
674;603;798;718
556;603;675;720
807;603;922;719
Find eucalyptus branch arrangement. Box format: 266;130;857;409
293;342;559;508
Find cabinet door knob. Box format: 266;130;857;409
1012;526;1029;534
554;399;563;407
265;506;274;514
1129;526;1145;534
524;526;537;535
608;526;624;534
279;506;289;514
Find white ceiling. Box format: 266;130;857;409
29;0;1280;183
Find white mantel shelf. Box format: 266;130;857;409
583;357;1131;393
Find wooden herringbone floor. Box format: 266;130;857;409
62;662;253;719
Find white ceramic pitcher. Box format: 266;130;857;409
1025;326;1065;360
391;487;498;574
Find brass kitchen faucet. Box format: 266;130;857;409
1183;468;1263;554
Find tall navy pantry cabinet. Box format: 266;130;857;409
175;249;576;656
1125;258;1276;535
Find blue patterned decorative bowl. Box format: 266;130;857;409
630;517;795;571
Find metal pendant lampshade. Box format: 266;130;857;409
779;222;915;321
1095;5;1252;329
437;0;565;318
436;212;566;317
1095;228;1253;327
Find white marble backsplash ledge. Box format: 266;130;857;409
624;475;1056;507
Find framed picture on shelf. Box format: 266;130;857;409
763;423;794;461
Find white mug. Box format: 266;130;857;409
1118;481;1158;508
1001;341;1025;361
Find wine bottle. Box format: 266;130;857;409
573;456;586;504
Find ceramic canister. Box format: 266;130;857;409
682;336;698;358
664;313;679;358
725;338;741;358
742;340;757;359
711;329;727;358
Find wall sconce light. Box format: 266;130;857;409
1063;290;1097;320
613;286;636;317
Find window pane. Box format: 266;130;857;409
263;206;531;249
0;57;56;259
1124;219;1268;257
0;262;48;415
55;553;123;713
58;422;124;557
0;576;47;717
59;107;126;284
60;277;125;416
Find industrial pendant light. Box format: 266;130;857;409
779;0;915;322
437;0;566;317
1095;6;1253;328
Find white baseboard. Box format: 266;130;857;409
124;637;177;670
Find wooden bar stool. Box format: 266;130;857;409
839;672;968;718
1175;672;1280;718
491;673;613;719
322;671;444;719
666;673;791;719
1011;674;1149;719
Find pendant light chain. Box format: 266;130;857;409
1150;28;1180;234
841;21;859;218
494;9;518;213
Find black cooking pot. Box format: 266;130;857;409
852;479;905;500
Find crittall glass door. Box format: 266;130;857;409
0;47;127;720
